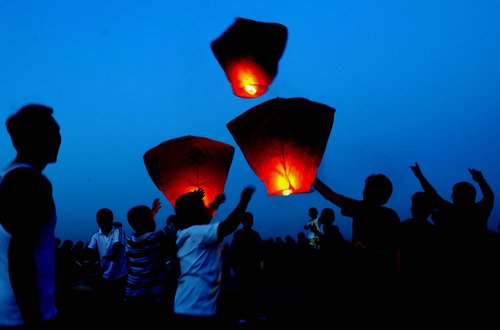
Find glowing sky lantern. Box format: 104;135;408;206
143;135;235;208
211;17;288;98
227;97;335;196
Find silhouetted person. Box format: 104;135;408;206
398;191;438;326
124;199;174;326
410;162;494;256
230;211;265;325
172;186;255;328
309;207;349;325
313;174;400;326
86;207;128;325
55;239;76;323
0;104;61;328
410;162;495;325
303;207;321;250
399;191;437;278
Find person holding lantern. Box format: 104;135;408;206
313;174;400;327
172;185;255;328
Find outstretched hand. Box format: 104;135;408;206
151;198;162;215
410;162;423;177
210;193;226;210
241;185;256;202
469;168;484;182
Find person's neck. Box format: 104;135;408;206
14;155;47;172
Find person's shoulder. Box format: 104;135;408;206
1;166;39;186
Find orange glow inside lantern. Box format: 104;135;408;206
227;97;335;196
211;17;287;99
225;57;271;98
143;135;235;209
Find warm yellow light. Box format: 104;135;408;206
282;189;292;196
244;85;257;95
225;58;269;98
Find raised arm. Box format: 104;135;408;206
151;198;162;218
469;168;494;205
410;162;438;195
313;177;343;207
218;186;255;240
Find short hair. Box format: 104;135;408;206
174;190;209;229
452;181;476;206
241;211;254;227
363;174;393;205
319;207;335;226
6;104;54;150
96;208;114;227
127;205;153;232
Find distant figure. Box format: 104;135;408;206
86;207;128;324
303;207;321;250
398;191;438;326
173;186;255;328
0;104;61;328
313;174;401;327
410;162;495;324
313;207;347;258
410;162;494;251
124;198;176;326
229;211;265;324
399;191;437;277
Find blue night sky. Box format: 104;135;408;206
1;1;499;243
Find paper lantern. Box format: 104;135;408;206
227;97;335;196
143;135;235;208
211;17;288;98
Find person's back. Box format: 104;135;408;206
0;104;61;328
313;174;400;327
125;204;175;325
173;186;254;328
399;191;437;277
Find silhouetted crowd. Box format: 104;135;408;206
53;206;500;329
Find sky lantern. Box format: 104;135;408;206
227;97;335;196
211;17;288;99
143;135;235;209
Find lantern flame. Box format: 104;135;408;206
226;58;270;98
227;97;335;196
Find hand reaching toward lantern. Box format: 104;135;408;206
210;193;226;211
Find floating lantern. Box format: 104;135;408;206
211;17;288;98
227;97;335;196
143;135;235;208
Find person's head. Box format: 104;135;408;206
362;174;393;206
451;181;476;207
410;191;434;219
308;207;318;219
241;211;254;229
319;207;335;226
96;208;114;234
127;205;156;235
174;190;210;230
6;104;61;168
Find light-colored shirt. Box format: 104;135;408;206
174;223;223;316
88;225;127;280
